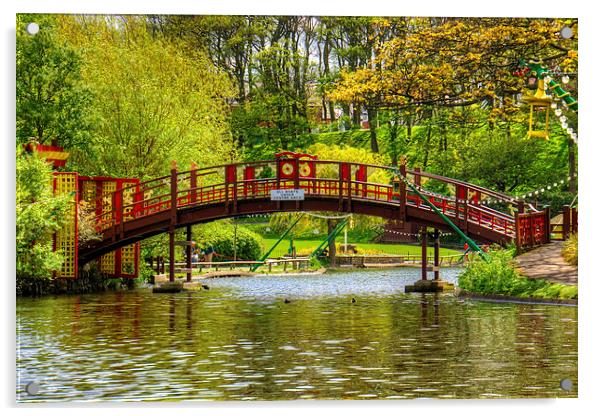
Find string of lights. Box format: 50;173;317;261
413;174;577;206
544;75;578;144
515;172;578;200
385;229;454;238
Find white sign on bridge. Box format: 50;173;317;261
270;189;305;201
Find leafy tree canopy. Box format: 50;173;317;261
16;14;93;150
57;15;237;179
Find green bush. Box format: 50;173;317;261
16;151;70;290
195;221;264;261
458;249;577;300
139;261;156;283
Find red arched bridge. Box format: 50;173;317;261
77;152;550;273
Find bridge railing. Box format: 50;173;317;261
89;159;518;240
515;208;550;251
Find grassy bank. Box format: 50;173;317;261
261;238;461;258
458;249;577;300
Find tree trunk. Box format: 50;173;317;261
322;33;337;126
342;105;351;130
352;103;361;126
328;101;336;127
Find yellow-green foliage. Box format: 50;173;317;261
16;151;70;284
309;143;392;183
562;234;578;266
57;15;236;179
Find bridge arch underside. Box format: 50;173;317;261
79;197;512;265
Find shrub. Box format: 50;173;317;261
195;221;264;261
16;151;70;288
562;234;578;266
139;261;156;283
458;248;577;300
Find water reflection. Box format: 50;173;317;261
16;267;577;402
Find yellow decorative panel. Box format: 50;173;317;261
100;250;115;275
100;181;116;230
81;180;97;203
121;244;137;275
53;173;78;278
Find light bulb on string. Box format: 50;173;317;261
555;109;562;116
562;75;570;84
567;127;573;135
561;121;568;129
551;102;557;109
559;115;567;123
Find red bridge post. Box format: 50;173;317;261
338;162;345;211
421;227;428;280
117;184;124;239
186;225;192;282
169;161;178;282
544;207;551;244
399;161;406;221
346;163;352;212
190;162;198;204
562;205;571;240
414;167;421;208
433;229;440;280
571;207;578;235
294;158;301;211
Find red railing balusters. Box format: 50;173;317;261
89;158;521;260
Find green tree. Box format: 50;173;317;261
58;16;237;179
16;150;70;287
16;14;93;149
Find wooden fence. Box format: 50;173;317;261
516;205;577;251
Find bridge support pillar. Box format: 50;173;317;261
434;229;440;281
421;227;428;280
405;227;453;293
186;225;192;282
169;228;175;282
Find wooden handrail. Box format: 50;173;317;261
91;159;519;240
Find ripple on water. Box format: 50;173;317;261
16;268;577;402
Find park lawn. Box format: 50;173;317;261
262;238;461;258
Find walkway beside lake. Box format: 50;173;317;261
514;241;577;286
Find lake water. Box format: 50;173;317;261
16;267;578;402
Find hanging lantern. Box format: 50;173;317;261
523;75;553;139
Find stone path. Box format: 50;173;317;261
513;241;578;286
